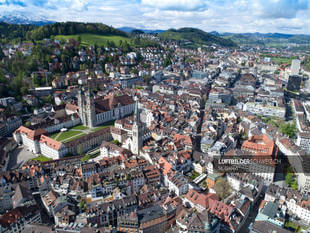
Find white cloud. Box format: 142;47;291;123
0;0;310;34
141;0;207;11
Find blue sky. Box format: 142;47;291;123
0;0;309;34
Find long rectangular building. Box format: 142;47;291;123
14;126;112;160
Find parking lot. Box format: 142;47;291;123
8;146;36;170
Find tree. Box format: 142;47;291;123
214;177;232;200
77;145;83;155
285;172;293;186
280;121;297;138
291;180;298;190
79;199;86;211
112;140;120;146
0;70;6;84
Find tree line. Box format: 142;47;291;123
0;22;129;43
26;22;129;41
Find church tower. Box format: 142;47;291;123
77;87;86;126
85;86;96;128
131;101;142;155
77;86;96;128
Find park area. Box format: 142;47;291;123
50;122;114;143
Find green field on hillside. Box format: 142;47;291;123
54;33;131;46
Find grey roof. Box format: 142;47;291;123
261;202;278;218
251;221;291;233
137;205;164;223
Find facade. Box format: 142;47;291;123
176;209;221;233
39;135;67;160
13;126;46;154
0;205;41;233
296;132;310;152
100;140;128;158
5;116;22;135
77;87;135;128
77;87;96;128
65;127;112;155
243;101;285;118
131;102;143;155
167;172;189;196
265;184;310;224
14;125;112;159
208;87;232;105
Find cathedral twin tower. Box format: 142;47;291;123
77;87;96;128
77;87;142;155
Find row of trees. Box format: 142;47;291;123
26;22;128;41
0;22;36;43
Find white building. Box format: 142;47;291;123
100;140;127;158
291;59;301;76
167;172;189;196
77;87;135;128
243;101;285;118
39;135;67;160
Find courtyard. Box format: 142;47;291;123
50;121;115;143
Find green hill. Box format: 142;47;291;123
222;32;310;47
159;28;236;48
26;22;129;41
0;22;36;42
0;22;159;48
54;33;131;47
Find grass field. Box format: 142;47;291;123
54;33;131;46
71;125;89;130
81;153;100;162
62;133;87;143
51;121;115;143
57;130;82;141
32;155;52;162
50;133;59;139
271;57;294;65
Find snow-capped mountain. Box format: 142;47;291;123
0;13;54;25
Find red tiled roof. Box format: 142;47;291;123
40;135;63;150
241;134;276;156
14;126;48;140
185;189;219;209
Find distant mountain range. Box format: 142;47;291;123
212;31;310;46
0;14;54;26
118;27;165;34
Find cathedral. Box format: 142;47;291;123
130;102;143;155
77;87;135;128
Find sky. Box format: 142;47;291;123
0;0;310;34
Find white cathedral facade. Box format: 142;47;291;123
123;102;144;155
77;87;135;128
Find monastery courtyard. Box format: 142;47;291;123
50;121;115;143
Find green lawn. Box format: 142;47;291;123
50;132;60;139
50;122;114;143
62;133;87;143
54;33;131;46
32;155;52;162
81;153;99;162
189;171;200;180
272;57;294;65
71;125;89;130
57;130;82;141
